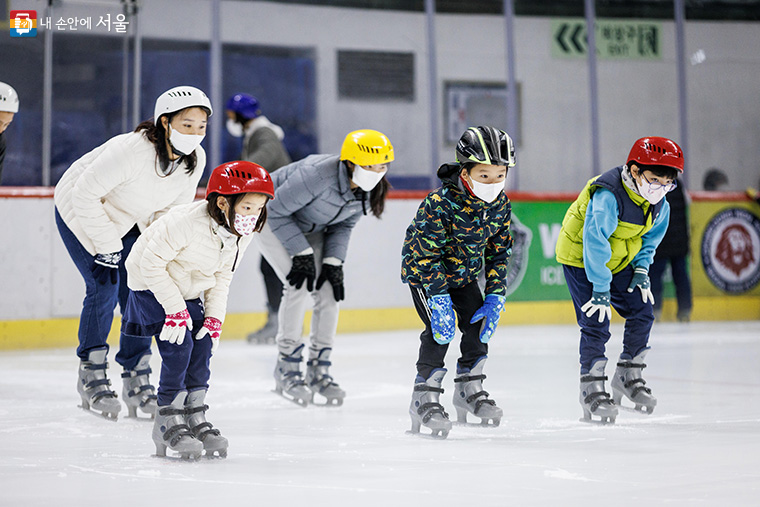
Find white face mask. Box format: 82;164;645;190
169;126;204;156
226;118;244;138
469;179;505;203
639;184;668;205
351;165;387;192
233;213;258;236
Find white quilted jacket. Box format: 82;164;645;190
125;200;252;320
54;131;205;255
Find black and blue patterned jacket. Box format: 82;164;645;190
401;163;512;297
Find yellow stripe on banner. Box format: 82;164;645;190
1;297;758;351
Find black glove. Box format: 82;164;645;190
316;263;345;302
286;254;316;292
92;251;121;285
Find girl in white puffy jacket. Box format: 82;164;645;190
121;161;274;459
54;86;212;421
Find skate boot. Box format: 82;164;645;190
77;348;121;420
579;359;618;424
452;357;502;426
611;349;657;414
306;348;345;406
121;353;157;418
409;368;452;439
152;391;203;460
185;389;228;458
246;304;278;344
274;345;311;406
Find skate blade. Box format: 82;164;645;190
617;404;656;415
203;449;228;459
152;452;202;461
79;404;118;422
579;415;616;425
405;429;450;440
310;392;344;407
453;419;501;428
272;388;309;407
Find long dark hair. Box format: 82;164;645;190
345;161;390;218
134;109;202;176
206;192;268;236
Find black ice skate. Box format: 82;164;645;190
611;349;657;414
246;304;278;345
408;368;452;439
77;348;121;421
579;359;618;424
152;391;203;460
121;353;157;419
306;348;345;406
185;389;228;458
273;345;311;406
452;357;502;426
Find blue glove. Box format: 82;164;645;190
627;267;654;304
581;290;611;323
470;294;506;343
427;294;456;345
92;252;121;285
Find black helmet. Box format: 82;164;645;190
456;126;515;167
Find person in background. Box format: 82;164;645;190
122;161;273;459
0;81;20;184
257;129;393;407
556;137;683;424
703;168;728;191
401;126;514;439
650;178;692;322
54;86;212;421
225;93;292;345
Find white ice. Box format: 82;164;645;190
1;321;760;506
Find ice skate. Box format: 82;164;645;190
246;305;278;344
408;368;452;439
121;353;157;419
274;345;311;406
152;391;203;460
185;389;228;458
77;348;121;421
611;349;657;414
452;357;502;426
306;348;345;406
579;359;617;424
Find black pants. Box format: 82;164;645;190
410;281;487;380
261;257;283;312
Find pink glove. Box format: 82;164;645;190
158;309;193;345
195;317;222;354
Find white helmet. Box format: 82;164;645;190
0;82;19;113
153;85;212;125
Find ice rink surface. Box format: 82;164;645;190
1;320;759;506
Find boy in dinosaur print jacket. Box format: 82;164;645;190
401;126;514;438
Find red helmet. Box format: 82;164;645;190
627;137;684;173
205;161;274;199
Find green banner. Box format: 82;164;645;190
551;18;662;60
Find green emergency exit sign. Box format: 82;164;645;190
551;18;662;60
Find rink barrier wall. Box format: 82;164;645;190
0;188;758;351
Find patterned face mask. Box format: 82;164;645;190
233;213;258;236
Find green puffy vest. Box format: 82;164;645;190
555;167;659;274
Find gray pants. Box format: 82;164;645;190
255;223;339;359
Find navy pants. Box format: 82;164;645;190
121;290;211;406
650;255;693;313
55;208;143;364
409;281;487;380
562;264;654;374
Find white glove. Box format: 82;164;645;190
581;291;611;323
194;317;222;355
158;309;193;345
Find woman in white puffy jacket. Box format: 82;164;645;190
121;161;273;459
54;86;212;421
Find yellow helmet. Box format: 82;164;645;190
340;129;394;166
